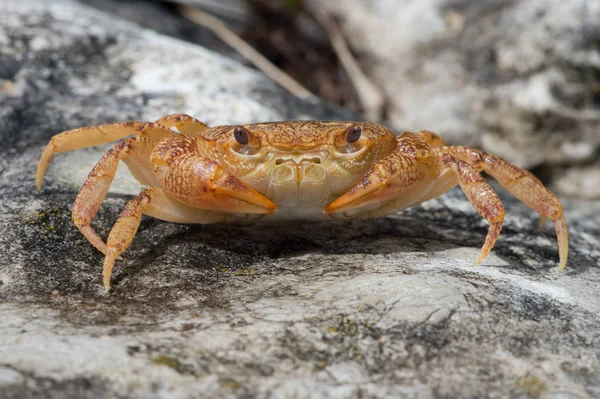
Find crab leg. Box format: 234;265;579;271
438;146;568;271
102;187;226;290
154;114;209;136
417;130;447;149
72;136;157;254
440;153;505;265
36;114;205;189
326;144;506;267
326;130;567;271
36;122;172;190
102;134;278;288
325;132;505;266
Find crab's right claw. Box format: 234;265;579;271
152;140;277;214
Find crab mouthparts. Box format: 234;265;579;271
265;157;328;205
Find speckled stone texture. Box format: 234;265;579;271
1;1;599;398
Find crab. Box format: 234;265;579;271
36;114;568;289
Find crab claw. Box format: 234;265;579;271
325;135;435;215
325;172;390;214
153;150;277;215
325;158;427;215
210;169;277;214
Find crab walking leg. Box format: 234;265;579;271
72;136;157;254
440;147;568;271
102;187;225;289
36;122;172;190
413;144;551;222
438;153;505;265
155;114;209;136
528;173;549;229
417;130;447;149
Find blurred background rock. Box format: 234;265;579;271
81;0;600;199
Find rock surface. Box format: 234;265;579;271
310;0;600;196
1;1;599;398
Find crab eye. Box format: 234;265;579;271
231;126;261;155
234;126;249;145
346;126;362;143
334;125;365;155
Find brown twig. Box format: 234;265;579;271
179;4;315;100
315;12;385;120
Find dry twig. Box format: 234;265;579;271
179;4;315;100
314;12;385;120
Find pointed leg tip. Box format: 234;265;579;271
553;214;569;274
103;249;117;293
473;246;492;267
558;260;567;274
472;256;485;267
103;277;112;291
35;175;44;191
472;221;500;268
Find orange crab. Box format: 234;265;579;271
36;115;568;289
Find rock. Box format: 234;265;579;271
1;1;599;398
310;0;600;193
78;0;245;61
554;163;600;200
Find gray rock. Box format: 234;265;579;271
310;0;600;195
1;1;599;398
77;0;245;61
554;162;600;200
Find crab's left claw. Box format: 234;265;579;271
325;135;433;215
325;170;396;214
